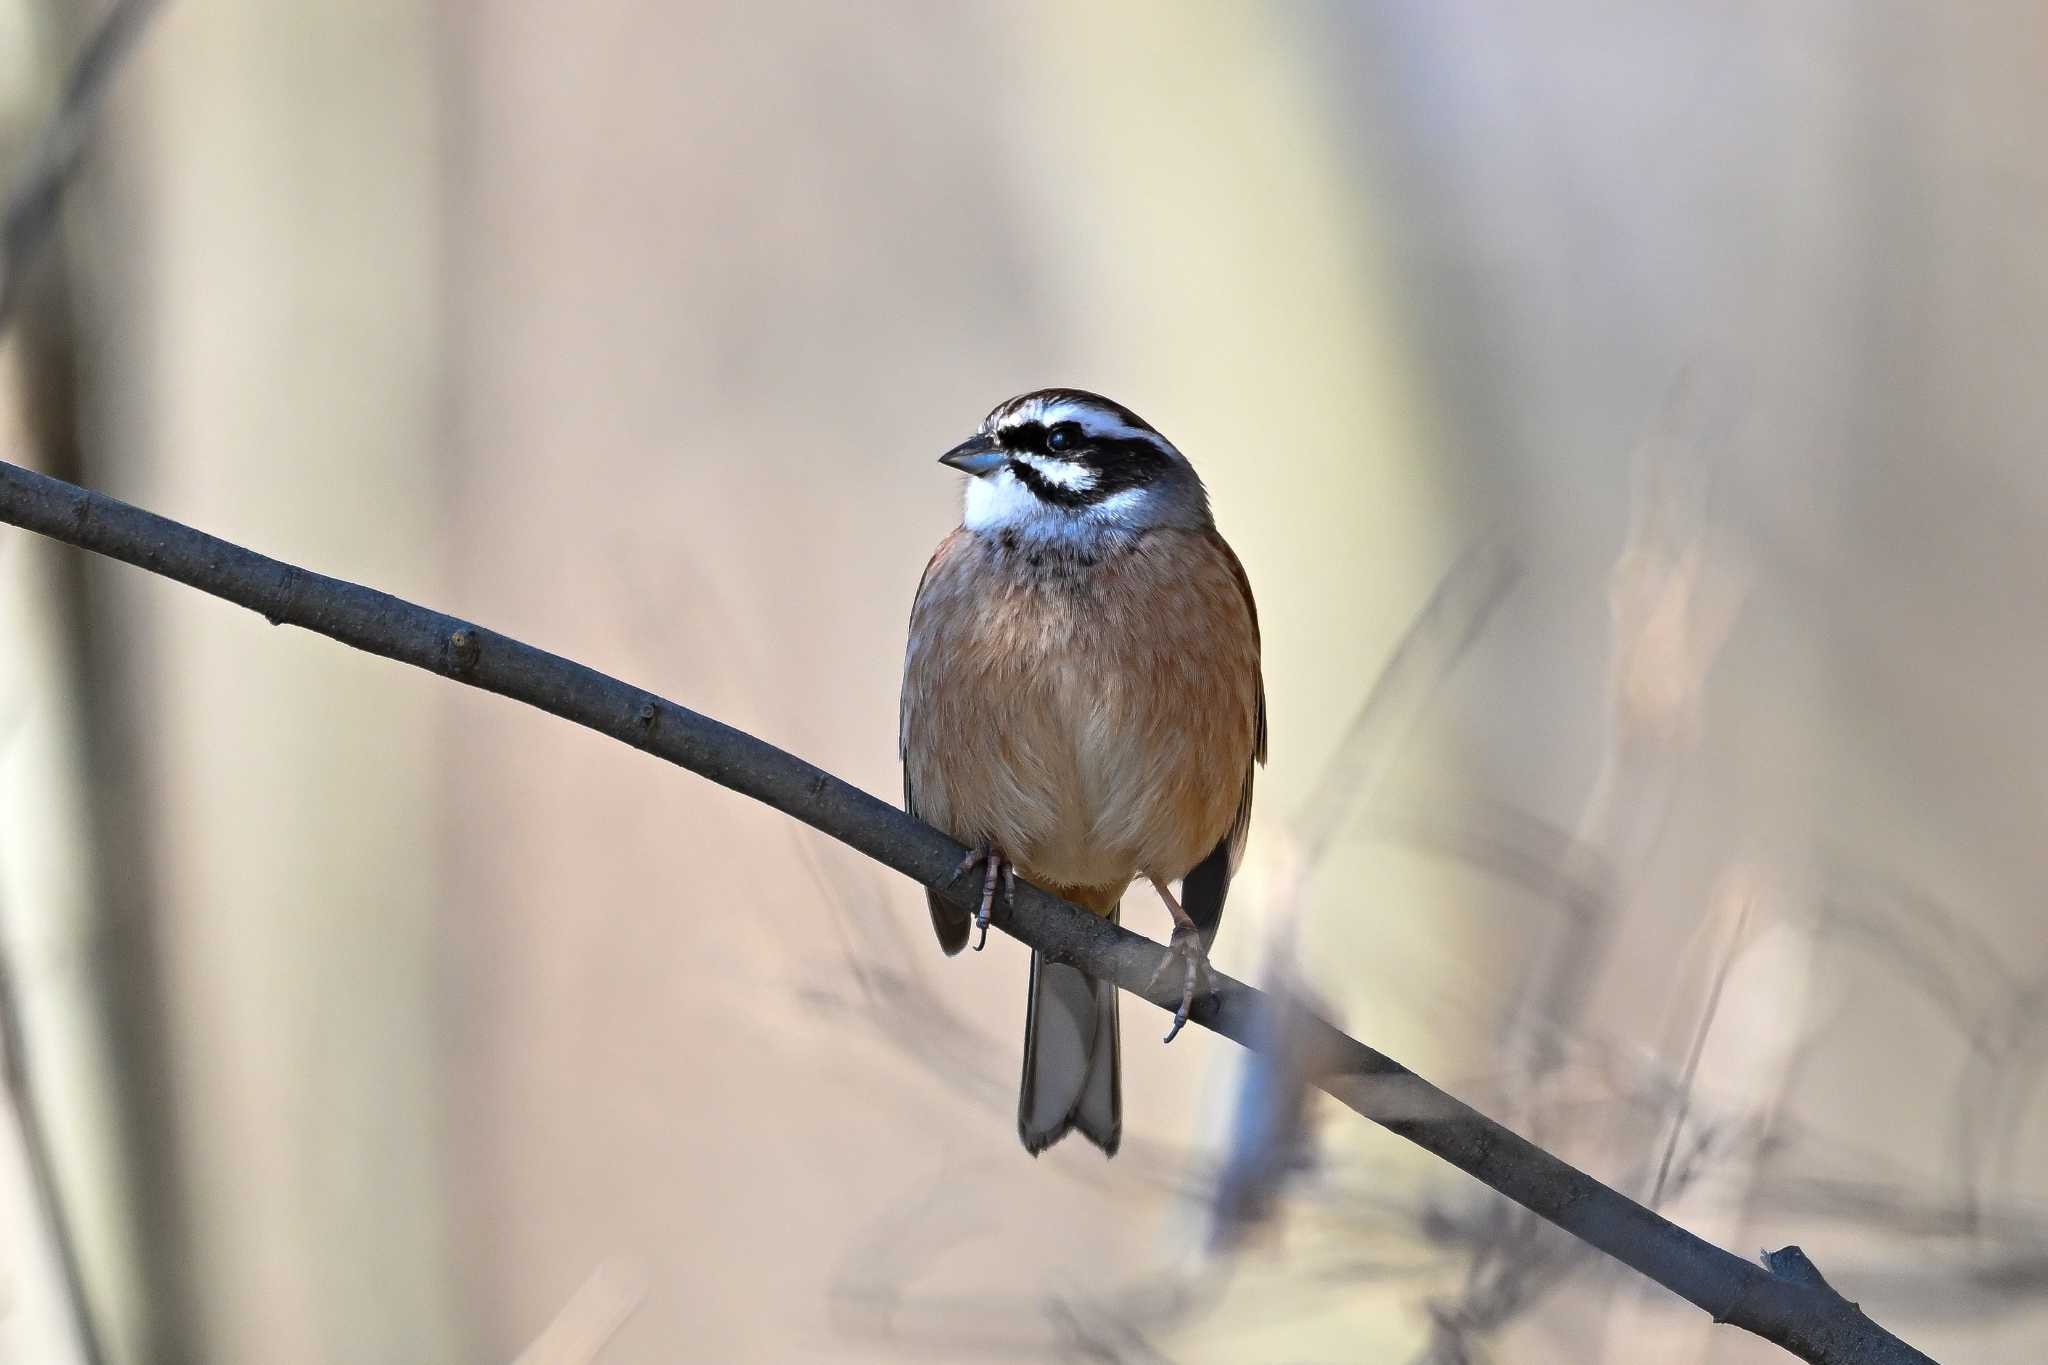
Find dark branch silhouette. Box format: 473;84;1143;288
0;456;1938;1365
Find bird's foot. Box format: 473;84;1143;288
947;842;1015;951
1147;922;1217;1044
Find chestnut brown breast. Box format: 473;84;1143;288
901;525;1262;909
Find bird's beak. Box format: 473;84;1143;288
938;433;1005;477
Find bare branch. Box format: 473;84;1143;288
0;456;1938;1365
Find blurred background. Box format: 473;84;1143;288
2;1;2046;1361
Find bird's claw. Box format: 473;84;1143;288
948;844;1014;951
1148;924;1216;1043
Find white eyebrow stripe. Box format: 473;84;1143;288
1032;399;1173;451
1013;454;1097;490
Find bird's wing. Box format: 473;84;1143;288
1182;528;1265;950
903;532;972;955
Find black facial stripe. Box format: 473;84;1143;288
1005;431;1173;510
1081;434;1172;498
997;419;1169;466
1005;457;1095;508
997;421;1049;455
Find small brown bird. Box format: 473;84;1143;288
900;389;1265;1156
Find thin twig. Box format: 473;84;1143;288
0;456;1938;1365
1649;877;1759;1208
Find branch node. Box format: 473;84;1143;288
1760;1244;1838;1296
447;626;481;676
264;563;301;625
634;700;659;728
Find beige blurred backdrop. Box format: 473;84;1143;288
1;2;2046;1362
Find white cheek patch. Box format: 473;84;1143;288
962;466;1045;531
1086;488;1149;523
962;465;1159;541
1013;454;1097;490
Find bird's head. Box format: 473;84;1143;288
938;388;1211;541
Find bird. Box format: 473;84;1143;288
899;388;1266;1157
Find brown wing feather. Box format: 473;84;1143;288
1208;526;1268;767
1182;528;1265;946
903;533;971;954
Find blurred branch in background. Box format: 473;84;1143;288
1208;536;1523;1254
0;3;165;1362
0;457;1938;1365
0;907;99;1365
0;0;158;330
1423;372;1748;1364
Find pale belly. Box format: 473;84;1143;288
902;529;1257;897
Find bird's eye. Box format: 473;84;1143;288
1046;424;1079;453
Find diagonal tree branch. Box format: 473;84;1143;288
0;456;1938;1365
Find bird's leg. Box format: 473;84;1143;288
947;842;1014;951
1145;875;1217;1043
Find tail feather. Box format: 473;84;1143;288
1018;908;1121;1157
